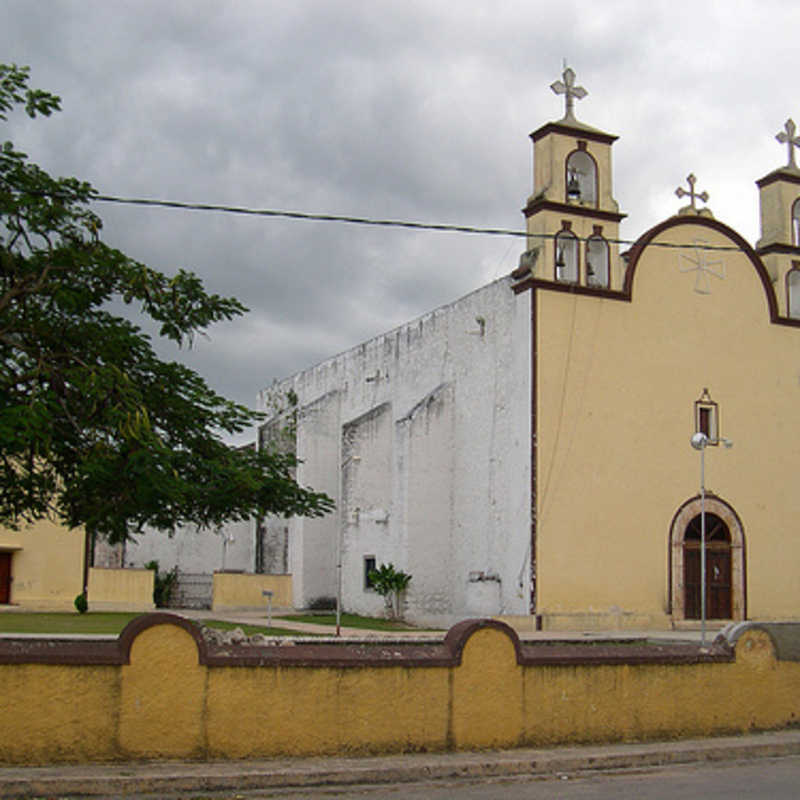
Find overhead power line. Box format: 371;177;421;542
93;193;528;237
4;182;746;252
89;193;746;253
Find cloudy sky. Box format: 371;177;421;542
1;0;797;440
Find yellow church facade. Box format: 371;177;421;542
511;68;800;630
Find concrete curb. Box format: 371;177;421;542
2;730;800;797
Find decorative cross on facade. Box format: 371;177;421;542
776;119;800;169
678;239;726;295
675;173;709;212
550;66;587;122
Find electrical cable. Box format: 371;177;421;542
2;181;752;252
90;193;745;252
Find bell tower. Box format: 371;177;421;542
515;67;625;290
755;118;800;318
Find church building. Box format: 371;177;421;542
258;67;800;630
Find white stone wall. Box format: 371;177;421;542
259;276;532;626
123;518;254;575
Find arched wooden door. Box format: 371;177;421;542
683;513;732;619
670;495;745;623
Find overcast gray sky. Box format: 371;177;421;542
1;0;797;440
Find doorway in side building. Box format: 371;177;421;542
0;552;12;604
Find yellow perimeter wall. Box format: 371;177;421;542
212;572;292;611
88;568;154;612
0;520;84;611
0;616;798;764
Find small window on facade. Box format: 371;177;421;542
586;227;609;288
792;198;800;246
694;388;718;444
788;264;800;318
555;226;579;283
364;556;376;590
565;146;597;206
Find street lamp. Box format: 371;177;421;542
690;432;733;646
336;454;360;637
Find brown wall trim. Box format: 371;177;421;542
756;170;800;189
530;122;618;146
0;614;731;668
512;277;628;301
530;292;537;614
772;315;800;328
756;243;800;257
523;199;626;223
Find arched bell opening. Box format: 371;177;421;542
554;225;579;283
565;146;597;207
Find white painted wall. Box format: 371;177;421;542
123;518;254;575
260;276;531;626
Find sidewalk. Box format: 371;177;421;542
174;608;712;642
2;729;799;798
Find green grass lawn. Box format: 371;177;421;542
0;612;142;635
275;612;440;632
0;612;314;637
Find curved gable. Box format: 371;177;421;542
623;215;779;323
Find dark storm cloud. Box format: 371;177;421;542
3;0;800;441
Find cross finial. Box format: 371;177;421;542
675;173;709;213
550;65;587;122
776;119;800;169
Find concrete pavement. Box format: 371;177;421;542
2;729;800;798
174;608;713;642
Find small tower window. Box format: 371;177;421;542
565;144;597;206
787;262;800;318
792;198;800;246
555;223;579;283
585;226;609;288
694;388;719;444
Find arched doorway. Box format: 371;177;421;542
669;495;746;622
683;513;731;619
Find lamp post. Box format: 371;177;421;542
690;432;733;647
336;454;360;637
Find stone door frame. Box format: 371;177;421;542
669;494;746;622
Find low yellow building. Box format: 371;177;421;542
0;519;85;611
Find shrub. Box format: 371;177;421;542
145;560;178;608
367;563;412;620
74;592;88;614
308;596;336;611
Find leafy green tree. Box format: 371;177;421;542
0;64;334;544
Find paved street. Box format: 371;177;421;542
4;731;800;799
180;755;800;799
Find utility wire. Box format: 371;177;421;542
90;193;744;252
4;182;747;252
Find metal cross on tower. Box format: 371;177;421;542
675;173;709;212
550;66;587;121
776;119;800;169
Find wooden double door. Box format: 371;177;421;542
683;513;732;620
0;552;11;604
